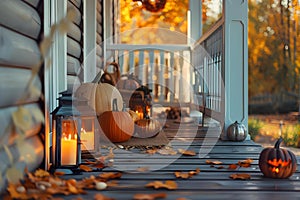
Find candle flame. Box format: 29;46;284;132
272;167;280;174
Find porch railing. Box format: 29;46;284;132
191;18;224;123
106;44;192;107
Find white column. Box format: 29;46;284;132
189;0;202;43
222;0;249;140
83;0;97;82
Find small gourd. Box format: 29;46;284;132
134;118;162;138
259;137;297;179
98;99;134;143
226;121;247;141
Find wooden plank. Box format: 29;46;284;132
67;1;82;26
0;0;41;39
0;27;41;68
67;56;81;75
0;66;41;107
23;0;40;7
67;37;81;58
67;22;82;42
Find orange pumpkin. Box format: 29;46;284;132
98;99;134;142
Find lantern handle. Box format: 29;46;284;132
112;98;118;111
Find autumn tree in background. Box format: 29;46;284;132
119;0;215;44
248;0;300;99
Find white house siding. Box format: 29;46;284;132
0;0;44;192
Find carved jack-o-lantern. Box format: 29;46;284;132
259;137;297;178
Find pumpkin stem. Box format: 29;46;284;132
112;98;118;111
274;137;283;149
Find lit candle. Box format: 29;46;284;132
81;128;95;151
136;110;143;119
61;134;77;165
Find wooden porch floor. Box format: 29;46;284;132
59;119;300;199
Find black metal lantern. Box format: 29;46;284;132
51;92;81;169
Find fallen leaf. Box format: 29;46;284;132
145;149;158;154
133;193;167;200
79;165;93;172
216;166;224;169
34;169;50;178
6;184;26;199
238;159;253;168
178;149;196;156
146;180;177;190
94;193;115;200
174;172;190;179
92;162;105;169
229;173;251;180
54;171;65;176
189;168;200;175
99;172;122;180
206;160;223;165
106;180;119;187
228;164;238;170
157;148;177;155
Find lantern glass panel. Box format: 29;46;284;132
81;117;95;151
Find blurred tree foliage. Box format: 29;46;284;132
119;0;215;44
248;0;300;97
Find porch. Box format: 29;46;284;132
41;119;300;199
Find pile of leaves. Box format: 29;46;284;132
4;168;121;200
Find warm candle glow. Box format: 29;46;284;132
61;120;77;166
61;134;77;165
136;110;143;119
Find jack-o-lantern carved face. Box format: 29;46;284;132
267;159;292;174
259;137;297;179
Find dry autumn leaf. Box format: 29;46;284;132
174;168;200;179
79;164;93;172
54;171;65;176
146;180;178;190
228;164;238;170
133;193;167;200
157;148;177;155
145;149;158;154
99;172;122;180
206;160;223;165
34;169;50;178
174;171;190;179
94;193;115;200
238;159;254;168
178;149;196;156
229;173;251;180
